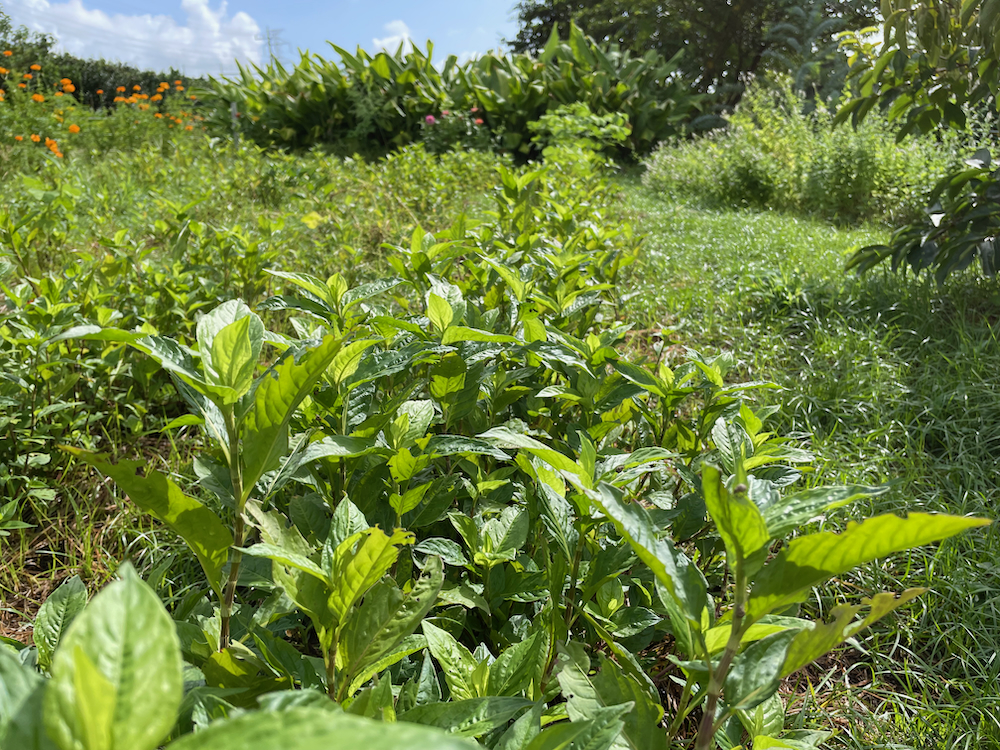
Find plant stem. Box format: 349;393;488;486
219;407;245;651
563;530;586;635
694;567;747;750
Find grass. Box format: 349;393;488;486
619;174;1000;748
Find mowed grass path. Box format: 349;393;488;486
619;175;1000;749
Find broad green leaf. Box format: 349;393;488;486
524;705;631;750
64;450;232;600
487;631;546;698
328;339;379;386
702;464;769;570
428;293;455;332
168;707;480;750
760;485;888;538
723;629;798;710
422;621;479;701
612;361;672;398
584;482;708;632
239;543;327;582
243;335;344;493
34;575;88;670
442;327;519;345
328;528;415;625
479;427;582;477
703;616;809;655
556;642;665;750
0;671;56;750
208;314;264;401
341;558;445;694
747;513;990;622
737;693;784;739
495;703;543;750
400;697;533;738
44;565;183;750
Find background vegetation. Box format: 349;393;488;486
1;2;1000;750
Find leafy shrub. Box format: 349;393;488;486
197;24;700;159
642;78;958;224
419;107;495;154
0;119;988;750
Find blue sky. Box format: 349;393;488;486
1;0;519;76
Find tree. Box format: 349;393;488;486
507;0;878;106
838;0;1000;280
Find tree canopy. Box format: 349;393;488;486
507;0;878;105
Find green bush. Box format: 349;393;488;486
197;24;701;160
642;78;959;225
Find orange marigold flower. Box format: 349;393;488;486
0;67;7;74
68;124;80;133
29;64;40;71
23;73;32;79
113;96;124;102
150;94;162;102
63;84;75;93
96;89;104;94
60;78;71;84
55;151;63;158
174;79;182;84
132;84;140;91
185;125;193;131
189;95;197;100
30;134;40;142
154;113;163;118
32;93;44;102
17;83;26;89
116;86;126;92
138;103;149;110
55;91;63;97
2;51;12;57
175;85;184;91
14;135;23;141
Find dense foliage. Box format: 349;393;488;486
642;79;959;224
837;0;1000;279
195;24;700;159
507;0;878;107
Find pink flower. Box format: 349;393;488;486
425;115;436;124
475;118;484;125
442;110;450;116
471;107;479;113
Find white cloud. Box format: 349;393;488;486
373;20;412;53
3;0;261;76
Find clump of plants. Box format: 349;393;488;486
642;78;958;225
0;112;988;750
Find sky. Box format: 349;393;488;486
0;0;519;76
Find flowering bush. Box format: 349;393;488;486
419;107;495;154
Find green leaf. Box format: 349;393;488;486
479;427;582;478
168;707;481;750
524;705;631;750
488;631;547;698
584;482;708;634
0;667;56;750
64;450;232;600
243;335;344;493
422;621;479;701
341;557;445;695
760;485;887;538
442;327;519;345
34;575;88;670
44;564;183;750
208;314;264;401
702;464;769;571
781;589;925;677
329;339;379;386
747;513;990;623
556;642;665;750
328;528;415;626
400;697;533;738
428;293;455;332
723;629;798;711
